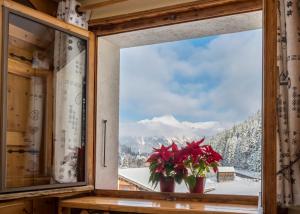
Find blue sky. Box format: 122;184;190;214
119;29;262;136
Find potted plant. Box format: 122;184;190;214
147;143;185;192
180;138;222;193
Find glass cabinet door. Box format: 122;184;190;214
0;4;93;192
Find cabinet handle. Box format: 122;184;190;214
103;119;107;167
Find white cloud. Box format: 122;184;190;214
120;29;262;124
120;115;232;138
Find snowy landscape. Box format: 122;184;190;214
119;110;262;177
119;30;262;194
118;111;262;194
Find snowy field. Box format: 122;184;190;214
119;168;261;195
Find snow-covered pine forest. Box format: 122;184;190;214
206;111;261;173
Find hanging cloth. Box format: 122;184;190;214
53;0;89;183
277;0;300;207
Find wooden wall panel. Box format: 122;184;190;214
9;24;51;49
8;46;33;64
0;198;57;214
7;73;30;132
7;131;24;146
0;200;32;214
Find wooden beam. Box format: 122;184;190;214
79;0;128;12
8;58;50;78
28;0;58;16
262;0;277;213
89;0;262;36
9;24;51;49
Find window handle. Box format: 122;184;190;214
103;119;107;167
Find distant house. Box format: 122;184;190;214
217;167;235;182
118;174;152;191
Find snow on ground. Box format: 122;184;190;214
119;167;261;195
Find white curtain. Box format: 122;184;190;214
277;0;300;207
53;0;89;183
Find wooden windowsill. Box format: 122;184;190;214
94;189;258;205
59;196;258;214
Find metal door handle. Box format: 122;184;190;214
103;119;107;167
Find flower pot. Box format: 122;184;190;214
159;176;175;192
189;177;205;193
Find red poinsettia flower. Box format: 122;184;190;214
177;138;223;190
147;142;189;187
181;138;223;175
146;152;160;162
153;145;173;161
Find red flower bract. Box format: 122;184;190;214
158;145;173;160
181;138;223;174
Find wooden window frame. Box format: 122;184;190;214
0;0;95;198
0;0;278;213
91;0;277;213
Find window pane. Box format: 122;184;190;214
5;14;87;189
118;29;262;195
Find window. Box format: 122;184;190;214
118;30;262;195
0;9;90;192
95;11;263;197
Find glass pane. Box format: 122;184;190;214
5;13;87;189
118;29;262;195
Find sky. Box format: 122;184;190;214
119;29;262;137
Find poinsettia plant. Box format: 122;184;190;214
147;143;187;188
181;138;223;190
147;138;222;192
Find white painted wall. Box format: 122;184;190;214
103;11;262;48
95;38;120;189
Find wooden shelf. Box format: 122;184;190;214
59;196;258;214
0;185;94;201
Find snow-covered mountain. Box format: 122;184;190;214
119;111;262;173
120;115;231;138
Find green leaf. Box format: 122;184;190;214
149;162;158;172
185;175;196;189
148;171;161;189
174;174;183;184
153;173;160;189
165;162;174;176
